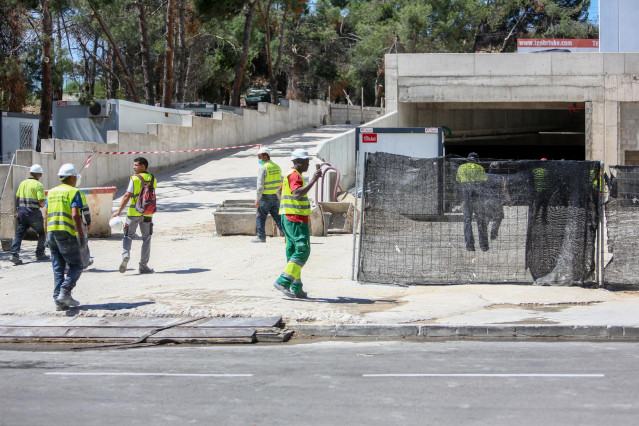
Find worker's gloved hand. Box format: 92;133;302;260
312;169;323;180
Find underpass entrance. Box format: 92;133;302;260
406;103;586;161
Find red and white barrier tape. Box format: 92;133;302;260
83;143;261;169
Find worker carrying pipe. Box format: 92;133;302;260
273;148;323;299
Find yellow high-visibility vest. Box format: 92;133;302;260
47;184;80;236
16;178;45;209
262;161;282;195
456;162;487;183
127;172;156;217
533;168;549;193
279;170;311;216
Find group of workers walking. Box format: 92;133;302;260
9;146;321;310
9;157;156;310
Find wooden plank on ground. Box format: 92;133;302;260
255;328;294;343
150;328;256;344
0;327;148;339
64;317;189;328
0;317;74;327
187;316;282;328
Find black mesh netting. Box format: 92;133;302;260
358;153;600;285
604;166;639;285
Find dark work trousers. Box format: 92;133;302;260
11;211;46;257
256;194;283;241
484;200;505;240
461;186;489;251
48;231;83;299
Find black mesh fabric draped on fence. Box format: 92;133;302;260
358;153;600;286
604;166;639;285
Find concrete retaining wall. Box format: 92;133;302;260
1;99;329;238
315;111;398;189
330;104;384;125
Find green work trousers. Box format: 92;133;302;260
276;216;311;293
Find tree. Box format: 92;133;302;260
137;0;155;105
195;0;259;106
37;0;53;149
162;0;175;107
87;0;140;102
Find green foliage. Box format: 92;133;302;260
3;0;599;110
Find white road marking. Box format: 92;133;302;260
363;373;605;378
45;372;253;377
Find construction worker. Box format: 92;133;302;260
45;163;85;310
273;148;323;299
456;152;489;251
252;146;284;243
484;162;512;241
10;164;49;265
111;157;156;274
532;158;551;222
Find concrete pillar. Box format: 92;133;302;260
587;101;605;164
385;54;398;113
604;100;620;166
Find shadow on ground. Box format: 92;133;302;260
288;297;399;305
156;268;211;274
65;301;155;314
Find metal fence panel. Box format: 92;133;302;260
358;153;600;286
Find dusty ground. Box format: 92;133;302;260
2;125;639;326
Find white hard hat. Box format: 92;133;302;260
291;148;311;160
29;164;43;174
257;146;270;155
58;163;78;177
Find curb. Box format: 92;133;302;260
289;324;639;340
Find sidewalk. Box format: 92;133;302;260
2;125;639;341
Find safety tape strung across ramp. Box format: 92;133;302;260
81;143;261;169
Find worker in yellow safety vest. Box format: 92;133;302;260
111;157;156;274
10;164;48;265
44;163;86;310
251;146;284;242
532;157;551;223
273;148;323;299
456;152;489;251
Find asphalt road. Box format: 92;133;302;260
1;340;638;425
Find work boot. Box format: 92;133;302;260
10;255;23;265
139;264;154;274
55;300;69;311
291;290;308;299
273;282;291;296
36;254;50;261
251;238;266;243
83;258;94;269
56;289;80;307
119;256;129;273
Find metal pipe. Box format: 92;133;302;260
599;161;605;288
314;162;341;202
351;151;360;281
355;152;367;282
